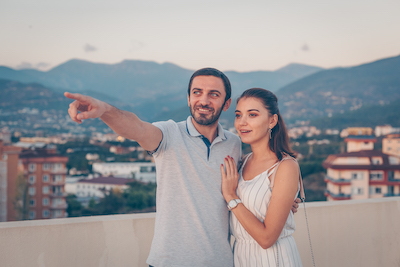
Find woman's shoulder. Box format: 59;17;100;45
280;154;298;164
277;155;299;172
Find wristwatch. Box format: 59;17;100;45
227;199;242;210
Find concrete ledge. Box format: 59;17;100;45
1;198;399;267
293;197;400;267
0;213;156;267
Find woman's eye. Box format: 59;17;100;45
235;114;241;118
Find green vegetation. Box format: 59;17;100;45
294;135;344;202
56;139;143;172
14;172;30;220
66;180;156;217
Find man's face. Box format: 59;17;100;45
188;75;231;126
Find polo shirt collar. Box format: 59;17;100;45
186;116;226;141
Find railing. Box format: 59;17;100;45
50;180;66;186
384;192;400;197
49;203;68;209
325;189;351;199
50;168;68;174
49;192;68;198
324;175;352;184
388;176;400;182
0;197;399;267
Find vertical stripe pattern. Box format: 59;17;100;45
230;154;303;267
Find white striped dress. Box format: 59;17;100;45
230;154;303;267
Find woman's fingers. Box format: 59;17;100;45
220;163;226;179
223;156;238;180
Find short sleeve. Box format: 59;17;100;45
148;120;175;157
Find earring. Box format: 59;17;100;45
268;128;272;139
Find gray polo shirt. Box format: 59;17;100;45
146;116;242;267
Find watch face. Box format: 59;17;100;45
228;199;237;209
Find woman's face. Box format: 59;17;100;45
234;97;275;145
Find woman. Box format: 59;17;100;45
221;88;303;266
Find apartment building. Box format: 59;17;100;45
323;134;400;201
382;133;400;157
0;140;22;222
19;146;69;219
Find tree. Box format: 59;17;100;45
66;194;83;217
14;171;29;220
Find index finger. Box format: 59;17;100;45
64;92;90;102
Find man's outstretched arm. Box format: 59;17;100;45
65;92;162;151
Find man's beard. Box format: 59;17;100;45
190;104;223;126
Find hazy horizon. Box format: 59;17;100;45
1;0;400;72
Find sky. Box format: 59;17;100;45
1;0;400;72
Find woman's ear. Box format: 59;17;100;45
270;114;278;129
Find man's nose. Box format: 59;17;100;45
199;94;210;105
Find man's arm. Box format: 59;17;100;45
65;92;162;151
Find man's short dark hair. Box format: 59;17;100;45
187;68;231;103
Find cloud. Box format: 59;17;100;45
301;43;310;52
16;62;33;69
128;39;145;52
35;62;51;70
84;43;97;53
15;62;51;71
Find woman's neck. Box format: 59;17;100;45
250;141;277;162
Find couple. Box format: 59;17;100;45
65;68;303;267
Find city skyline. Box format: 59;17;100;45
1;0;400;72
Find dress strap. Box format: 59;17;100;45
238;153;252;171
269;157;305;200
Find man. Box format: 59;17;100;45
65;68;298;266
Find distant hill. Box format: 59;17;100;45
310;97;400;129
0;79;68;111
275;54;400;122
274;63;323;80
0;79;136;113
0;59;323;121
156;55;400;128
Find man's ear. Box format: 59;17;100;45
222;98;231;111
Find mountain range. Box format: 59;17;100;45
1;54;399;131
276;55;400;121
0;60;323;121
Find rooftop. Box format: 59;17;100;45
323;149;400;170
1;197;399;267
345;135;377;142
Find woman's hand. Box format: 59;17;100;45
220;156;239;202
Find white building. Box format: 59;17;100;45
92;162;156;183
66;176;130;206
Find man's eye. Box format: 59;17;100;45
193;91;200;95
211;93;219;97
